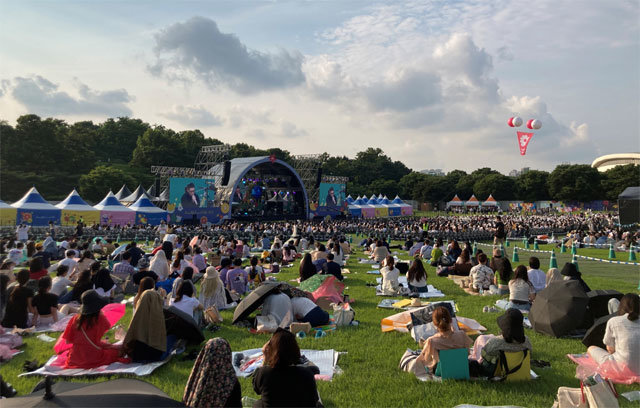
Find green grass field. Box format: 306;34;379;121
2;241;639;407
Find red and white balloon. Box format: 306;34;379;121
527;119;542;130
508;116;523;127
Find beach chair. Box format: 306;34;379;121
435;348;470;380
494;349;530;381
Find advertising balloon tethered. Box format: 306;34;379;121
507;116;542;155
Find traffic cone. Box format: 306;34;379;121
472;242;477;257
505;239;510;247
525;240;530;249
117;234;121;243
629;247;637;262
533;241;539;250
549;250;558;269
500;244;505;257
560;244;566;253
522;238;527;246
571;243;577;255
511;246;519;262
608;244;616;259
571;254;579;271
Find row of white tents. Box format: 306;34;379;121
346;194;413;217
446;194;500;208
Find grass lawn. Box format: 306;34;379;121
2;241;639;407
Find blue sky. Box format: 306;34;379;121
1;0;638;173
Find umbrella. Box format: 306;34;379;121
3;378;183;407
299;274;330;293
587;290;622;321
530;280;589;337
232;282;280;324
163;306;204;345
582;313;616;349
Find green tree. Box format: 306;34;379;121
97;117;149;163
63;121;98;173
473;173;516;200
601;164;640;201
79;165;137;203
130;126;180;168
516;170;550;201
368;179;401;198
548;164;603;202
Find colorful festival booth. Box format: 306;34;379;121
0;200;17;226
369;195;389;218
446;195;464;209
391;196;413;216
464;194;480;209
380;196;402;217
55;189;100;226
114;185;132;201
481;194;500;209
128;194;168;225
12;187;61;226
121;185;149;204
94;191;136;226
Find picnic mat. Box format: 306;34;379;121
32;314;75;333
374;277;445;298
232;348;342;381
21;351;175;377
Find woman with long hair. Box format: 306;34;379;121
299;253;316;282
171;251;186;274
381;256;400;296
1;269;34;328
133;276;156;309
246;256;265;286
92;268;116;299
507;265;535;311
171;281;203;321
28;256;48;280
253;329;319;407
407;258;428;293
58;290;128;368
124;284;168;363
149;249;170;281
587;293;640;375
32;276;59;326
493;258;513;295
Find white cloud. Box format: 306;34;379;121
159;104;223;127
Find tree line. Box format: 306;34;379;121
1;115;637;204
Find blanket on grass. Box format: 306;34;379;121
231;348;342;381
374;277;445;298
567;353;640;384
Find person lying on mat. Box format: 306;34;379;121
183;337;242;408
292;296;329;327
506;266;535;312
406;258;428;293
469;308;532;377
59;290;128;368
587;293;640;375
417;306;472;373
253;329;320;407
380;256;401;296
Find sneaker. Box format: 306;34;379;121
482;306;489;313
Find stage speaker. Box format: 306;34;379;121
155;179;160;197
222;161;231;186
315;168;322;188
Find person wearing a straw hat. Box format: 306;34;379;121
199;266;229;310
58;290;128;368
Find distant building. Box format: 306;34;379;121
508;167;530;177
591;153;640;172
420;169;445;176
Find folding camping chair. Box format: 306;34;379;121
494;349;530;381
435;348;470;380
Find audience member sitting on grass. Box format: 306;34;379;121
253;328;320;407
406;258;428;293
124;285;172;363
200;266;229;310
587;293;640;375
171;281;204;324
491;258;513;295
437;248;473;277
299;253;316;282
246;256;266;287
526;257;546;293
28;257;48;281
51;265;72;297
32;243;52;269
133;277;156;310
149;249;170;282
445;240;463;264
546;268;562;287
507;266;535;311
57;249;79;279
226;258;248;295
371;240;390;263
561;262;591;293
183;337;242;408
419;239;432;259
58;289;128;369
469;253;494;292
470;308;532;377
292;295;329;327
0;274;10;321
322;253;344;281
417;306;473;374
76;251;96;277
32;276;59;327
311;243;328;262
113;251;135;280
380;255;401;296
173;266;197;298
330;243;343;265
132;257;158;285
92;268;117;299
429;239;445;267
1;270;34;329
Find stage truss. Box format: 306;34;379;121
291;154;323;203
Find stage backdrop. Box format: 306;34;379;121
168;177;218;224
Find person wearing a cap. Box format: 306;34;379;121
471;308;532;377
58;289;128;368
133;257;158;285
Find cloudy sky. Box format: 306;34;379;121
1;1;638;173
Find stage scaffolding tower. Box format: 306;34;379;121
291;154;323;203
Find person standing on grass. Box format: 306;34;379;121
494;216;506;246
